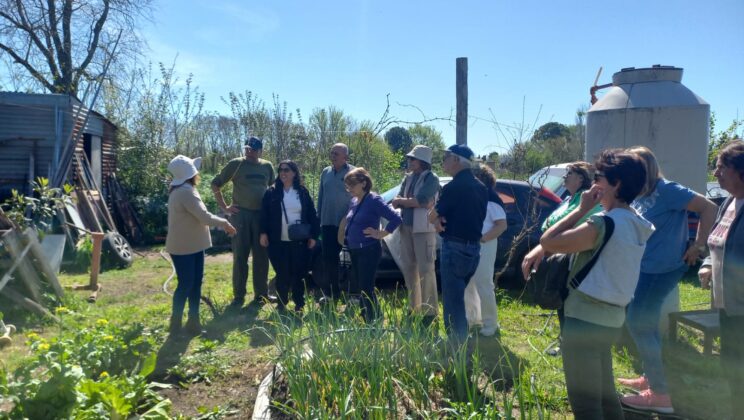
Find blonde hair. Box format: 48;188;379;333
627;146;662;196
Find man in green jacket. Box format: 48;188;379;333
212;137;275;308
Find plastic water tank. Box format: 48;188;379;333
586;65;709;194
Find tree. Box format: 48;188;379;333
0;0;151;96
384;126;412;153
531;122;571;142
408;124;444;150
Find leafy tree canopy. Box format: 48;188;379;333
384;126;412;153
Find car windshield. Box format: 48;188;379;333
529;167;567;194
707;181;729;199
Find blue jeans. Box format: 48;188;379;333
170;251;205;320
349;242;382;322
625;266;686;393
562;317;624;420
440;239;480;343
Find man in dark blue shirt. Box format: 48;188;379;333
429;144;488;345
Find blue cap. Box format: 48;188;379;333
447;144;474;161
244;136;263;149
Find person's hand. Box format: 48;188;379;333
432;216;446;233
259;233;269;247
223;205;240;215
521;245;546;281
223;222;237;236
308;238;316;249
391;197;403;209
579;184;603;212
683;244;704;266
363;227;383;239
698;266;712;289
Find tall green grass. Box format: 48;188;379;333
265;292;561;419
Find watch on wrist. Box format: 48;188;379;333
695;244;706;253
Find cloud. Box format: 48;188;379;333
207;1;279;40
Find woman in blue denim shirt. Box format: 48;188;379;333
619;146;717;414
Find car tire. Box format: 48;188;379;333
102;232;133;269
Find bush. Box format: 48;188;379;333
1;321;168;418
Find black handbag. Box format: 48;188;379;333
528;215;615;310
281;199;312;241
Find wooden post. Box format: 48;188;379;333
456;57;468;145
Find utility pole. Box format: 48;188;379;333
456;57;468;145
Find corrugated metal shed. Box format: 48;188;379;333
0;92;118;199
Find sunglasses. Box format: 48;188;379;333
279;167;293;173
593;172;606;181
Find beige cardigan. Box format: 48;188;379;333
166;184;227;255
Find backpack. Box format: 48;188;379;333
528;215;615;310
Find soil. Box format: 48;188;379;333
158;349;268;419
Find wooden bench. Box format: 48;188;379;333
668;309;720;355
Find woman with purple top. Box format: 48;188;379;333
338;167;402;322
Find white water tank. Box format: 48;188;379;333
586;65;709;194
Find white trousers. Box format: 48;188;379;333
465;238;499;332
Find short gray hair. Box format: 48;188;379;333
332;143;349;156
455;154;472;168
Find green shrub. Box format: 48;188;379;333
2;321;168;418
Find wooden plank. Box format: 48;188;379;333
2;230;41;302
1;285;60;323
74;187;103;233
0;237;33;293
77;153;117;230
24;228;64;298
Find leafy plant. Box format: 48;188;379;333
3;322;166;418
1;177;73;233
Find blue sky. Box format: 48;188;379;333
143;0;744;156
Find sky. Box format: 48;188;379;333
142;0;744;157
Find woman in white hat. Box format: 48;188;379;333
391;145;440;325
166;155;236;336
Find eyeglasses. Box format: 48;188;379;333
593;172;606;182
443;153;453;162
279;167;293;173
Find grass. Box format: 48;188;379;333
0;251;730;419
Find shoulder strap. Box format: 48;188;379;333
229;159;244;183
569;215;615;289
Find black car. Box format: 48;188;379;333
377;177;561;287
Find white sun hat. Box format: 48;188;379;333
406;145;433;165
168;155;202;187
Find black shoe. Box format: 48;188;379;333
227;299;244;311
250;295;272;306
184;318;205;336
266;294;279;304
422;315;437;328
546;345;561;356
168;315;182;335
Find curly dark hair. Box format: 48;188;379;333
594;149;646;204
274;160;304;190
